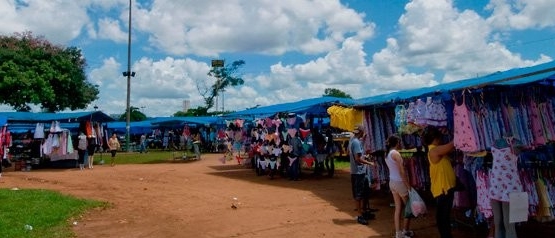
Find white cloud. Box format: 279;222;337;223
368;0;551;87
12;1;89;44
486;0;555;29
132;0;374;57
0;0;26;33
97;18;128;43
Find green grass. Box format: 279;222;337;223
104;150;197;164
334;158;350;170
0;189;108;238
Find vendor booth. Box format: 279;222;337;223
329;60;555;233
0;111;115;169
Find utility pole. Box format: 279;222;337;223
124;0;134;152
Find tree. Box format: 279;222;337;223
323;88;352;99
195;60;245;113
173;111;189;117
0;31;99;112
119;106;147;121
173;108;232;117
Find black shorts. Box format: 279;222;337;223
351;174;366;200
87;144;96;155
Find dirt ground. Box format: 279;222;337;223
0;153;551;238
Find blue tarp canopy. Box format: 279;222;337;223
353;60;555;107
0;115;6;126
226;96;356;118
105;121;153;135
148;116;225;127
7;122;81;133
0;111;115;123
1;111;116;133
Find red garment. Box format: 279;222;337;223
299;128;310;139
0;126;12;156
182;126;191;136
303;155;315;167
85;121;93;137
217;129;226;139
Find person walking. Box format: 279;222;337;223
192;132;201;160
385;135;413;238
348;125;374;225
422;126;456;238
139;134;147;153
108;133;120;167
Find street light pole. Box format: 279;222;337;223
125;0;132;152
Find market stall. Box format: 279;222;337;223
0;111;115;169
329;60;555;230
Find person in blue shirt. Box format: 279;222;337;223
348;125;374;225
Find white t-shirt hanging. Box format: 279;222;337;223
34;123;45;139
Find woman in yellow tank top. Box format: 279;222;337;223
422;126;455;238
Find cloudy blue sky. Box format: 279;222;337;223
1;0;554;117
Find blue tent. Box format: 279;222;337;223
106;121;153;135
148;116;225;128
226;96;355;118
353;60;555;107
1;111;115;133
0;111;115;123
0;115;6;126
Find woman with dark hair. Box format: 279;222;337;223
108;133;120;167
422;126;455;238
385;135;413;238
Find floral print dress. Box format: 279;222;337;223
453;95;479;152
489;139;523;202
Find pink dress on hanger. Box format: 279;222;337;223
476;170;493;218
453;94;479;152
489;138;523;202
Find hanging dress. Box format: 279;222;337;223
476;169;493;218
425;96;448;127
34;123;45;139
414;98;427;126
489;138;523;202
453;93;479;152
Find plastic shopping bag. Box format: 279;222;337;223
408;188;427;217
404;194;414;218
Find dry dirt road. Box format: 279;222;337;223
1;153;550;238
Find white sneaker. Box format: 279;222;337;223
395;231;410;238
403;230;414;237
